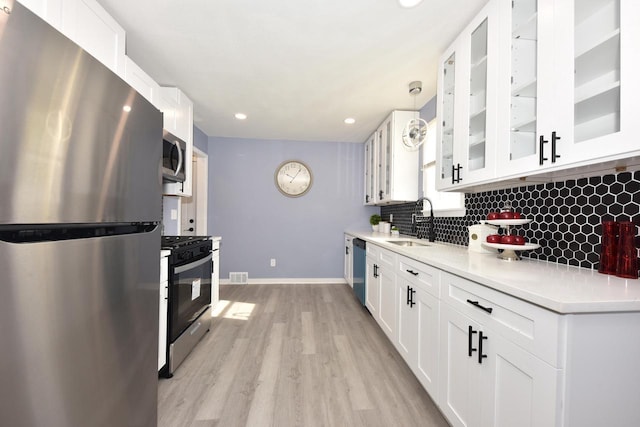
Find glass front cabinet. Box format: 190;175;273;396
438;0;639;190
497;0;638;176
364;111;419;205
437;1;499;191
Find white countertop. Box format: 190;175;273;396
347;231;640;314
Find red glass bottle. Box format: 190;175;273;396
598;221;618;275
615;221;638;279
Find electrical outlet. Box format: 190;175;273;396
390;214;393;222
270;258;276;267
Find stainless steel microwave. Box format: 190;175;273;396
162;130;186;183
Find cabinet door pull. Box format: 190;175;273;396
365;194;369;203
373;264;378;278
406;285;411;306
346;246;349;255
457;164;463;182
466;299;493;314
451;164;456;184
379;190;384;200
406;269;419;276
478;331;488;364
539;135;548;165
551;131;561;163
410;287;416;308
468;325;477;357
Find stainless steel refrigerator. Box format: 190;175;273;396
0;2;162;426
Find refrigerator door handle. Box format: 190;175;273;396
174;253;213;274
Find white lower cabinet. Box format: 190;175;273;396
365;247;380;320
439;272;560;427
211;239;220;308
439;302;559;427
377;250;397;342
344;234;353;287
395;256;441;398
361;240;640;427
414;286;440;399
366;244;396;341
439;303;483;426
159;252;169;371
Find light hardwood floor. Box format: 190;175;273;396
158;284;450;427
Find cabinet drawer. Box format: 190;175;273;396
366;243;380;259
378;246;396;270
441;272;562;367
397;255;440;298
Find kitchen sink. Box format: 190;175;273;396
386;240;430;247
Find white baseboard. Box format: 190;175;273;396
220;278;347;285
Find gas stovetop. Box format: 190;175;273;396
161;235;210;249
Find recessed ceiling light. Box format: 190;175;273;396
344;118;356;124
234;113;247;120
122;105;131;112
398;0;423;8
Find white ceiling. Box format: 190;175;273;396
98;0;488;142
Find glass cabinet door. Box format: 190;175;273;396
439;52;456;185
468;18;488;173
573;0;620;143
509;0;538;162
564;0;638;162
498;0;638;176
364;133;377;205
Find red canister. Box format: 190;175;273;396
598;221;619;275
615;221;638;279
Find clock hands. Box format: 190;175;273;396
289;168;301;183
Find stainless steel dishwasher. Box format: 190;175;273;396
352;238;366;306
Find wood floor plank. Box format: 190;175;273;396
158;284;450;427
300;311;316;355
244;322;285;426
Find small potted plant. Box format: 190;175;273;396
370;214;382;232
391;226;399;236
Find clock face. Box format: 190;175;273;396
275;160;313;197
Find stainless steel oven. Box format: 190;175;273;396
161;236;213;377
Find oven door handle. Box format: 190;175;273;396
174;253;213;274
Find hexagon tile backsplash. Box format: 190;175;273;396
381;171;640;272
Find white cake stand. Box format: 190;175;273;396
482;219;540;261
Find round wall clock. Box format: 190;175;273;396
274;160;313;197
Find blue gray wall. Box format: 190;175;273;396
208;137;379;280
193;125;208;154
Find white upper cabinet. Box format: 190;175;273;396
160;87;194;197
496;0;638;176
439;0;639;190
60;0;126;76
364;131;378;205
22;0;126;75
364;110;420;205
436;1;499;190
124;57;161;108
18;0;63;30
557;0;638;163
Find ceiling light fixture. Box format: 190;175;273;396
234;113;247;120
398;0;423;8
122;105;131;112
344;118;356;124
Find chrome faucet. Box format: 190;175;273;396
412;197;436;242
